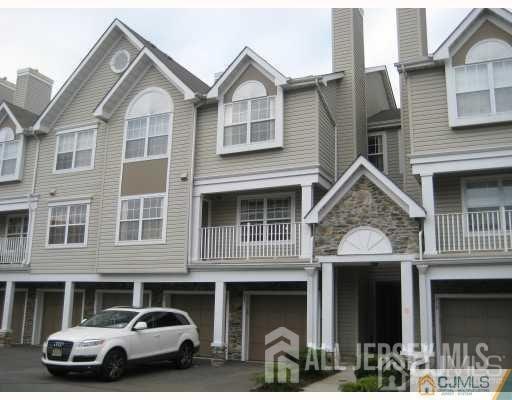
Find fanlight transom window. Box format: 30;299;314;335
338;227;392;255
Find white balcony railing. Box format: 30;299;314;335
200;222;302;260
435;210;512;254
0;236;27;264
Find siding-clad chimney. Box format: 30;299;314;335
0;78;15;104
14;68;53;115
332;8;367;175
396;8;428;63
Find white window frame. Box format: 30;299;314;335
53;125;97;174
0;129;24;183
216;76;284;155
115;192;168;246
446;40;512;127
367;132;388;174
46;199;91;248
236;192;295;244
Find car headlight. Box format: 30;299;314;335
77;339;105;348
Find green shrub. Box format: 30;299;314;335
340;375;387;392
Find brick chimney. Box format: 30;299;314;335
396;8;428;63
14;68;53;115
332;8;367;175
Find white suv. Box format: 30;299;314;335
41;307;200;381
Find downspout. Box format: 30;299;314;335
25;131;41;266
95;124;109;272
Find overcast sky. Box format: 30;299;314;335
0;8;472;107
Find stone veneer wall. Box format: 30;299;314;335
315;175;420;255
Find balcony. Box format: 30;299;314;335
0;236;28;264
200;222;303;260
435;210;512;254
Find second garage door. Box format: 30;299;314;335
439;297;512;368
39;291;84;343
0;290;27;343
165;293;214;356
248;294;307;361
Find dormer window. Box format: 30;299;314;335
448;38;512;126
0;127;22;181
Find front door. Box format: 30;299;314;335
375;281;402;347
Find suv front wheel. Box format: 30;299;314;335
98;348;127;381
175;342;194;369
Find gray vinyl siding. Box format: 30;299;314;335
97;66;193;274
336;266;359;360
318;92;336;180
194;87;319;178
0;119;36;198
434;175;462;215
30;38;148;274
207;187;302;227
386;129;402;186
409;68;512;154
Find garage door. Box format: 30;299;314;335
99;291;151;310
39;291;84;343
165;293;214;356
440;298;512;368
0;290;27;343
249;294;307;361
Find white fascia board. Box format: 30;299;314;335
433;8;512;60
411;148;512;175
33;20;144;133
317;254;417;263
207;47;288;99
0;103;24;134
304;156;425;224
95;48;196;120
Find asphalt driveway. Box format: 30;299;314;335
0;346;263;391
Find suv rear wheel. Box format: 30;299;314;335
99;348;127;381
176;341;193;369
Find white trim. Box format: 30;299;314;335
32;288;85;345
367;131;388;174
207;47;288;99
45;201;91;249
411;147;512;175
304;156;425;223
317;254;416;263
17;68;54;86
94;289;152;314
47;197;92;207
434;293;512;368
0;103;24;134
0;134;25;183
34;19;144;132
337;226;393;255
241;290;306;361
115;192;168;246
0;288;28;344
0;194;35;212
52;126;97;174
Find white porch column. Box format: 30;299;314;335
417;264;433;350
421;174;437;255
305;267;320;348
61;281;75;330
301;184;313;259
321;263;335;352
1;281;15;332
400;261;415;355
132;281;144;308
211;281;226;348
191;194;202;262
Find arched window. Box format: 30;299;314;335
124;88;173;160
453;39;512;119
223;80;275;147
338;227;392;255
0;127;18;177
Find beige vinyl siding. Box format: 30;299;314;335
434;175;462;215
396;9;428;62
30;38;139;274
207;187;302;227
194;87;319;178
0;119;36;198
97;66;193;273
317;92;336;180
409;68;512;154
386;129;402;185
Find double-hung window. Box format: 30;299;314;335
450;39;512;125
118;195;165;242
55;127;96;172
239;195;293;242
125;113;170;160
0;127;20;179
368;133;386;172
47;203;89;247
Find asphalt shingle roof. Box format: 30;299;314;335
3;101;39;128
367;108;401;124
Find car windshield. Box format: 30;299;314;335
80;310;138;329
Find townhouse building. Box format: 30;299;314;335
0;8;511;367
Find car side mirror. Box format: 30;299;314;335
133;321;147;331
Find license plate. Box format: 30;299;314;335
51;348;62;357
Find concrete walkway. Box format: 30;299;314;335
303;366;356;392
